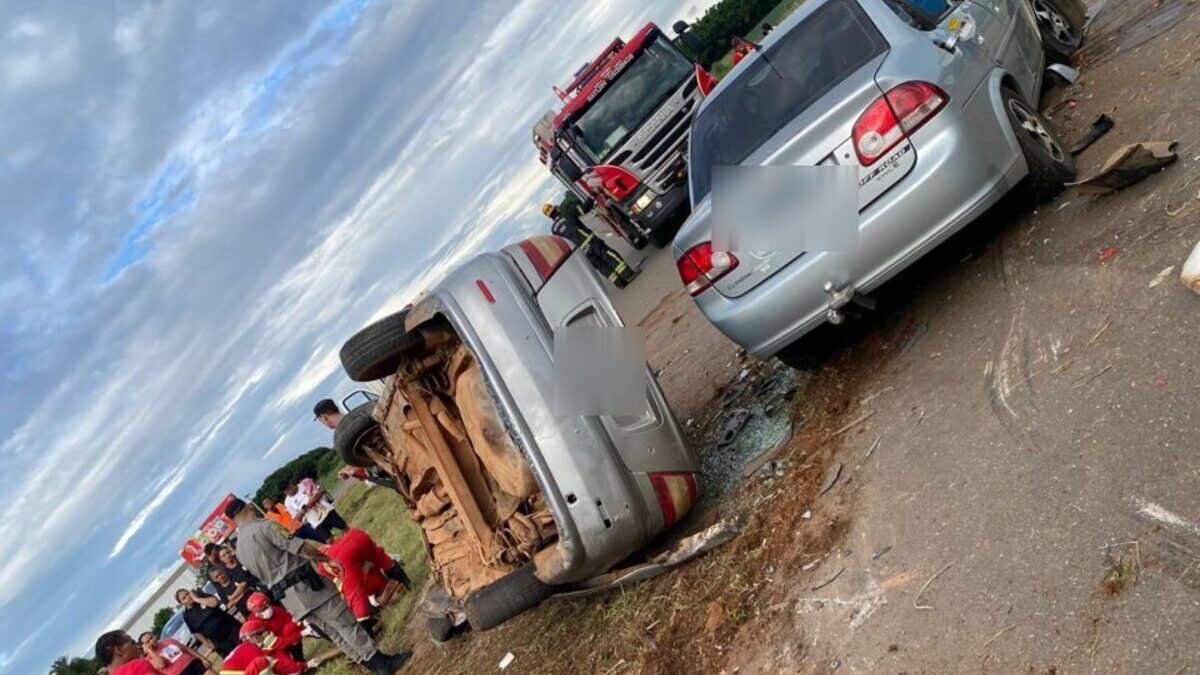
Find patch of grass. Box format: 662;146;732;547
305;484;431;675
1101;559;1137;596
710;0;809;78
1100;542;1141;597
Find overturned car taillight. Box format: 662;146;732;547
649;472;699;527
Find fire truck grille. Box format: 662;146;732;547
611;77;701;194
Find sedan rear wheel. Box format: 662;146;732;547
1033;0;1084;63
1004;88;1075;202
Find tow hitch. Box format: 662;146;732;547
823;281;875;324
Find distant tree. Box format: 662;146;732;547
254;447;336;505
151;606;175;636
49;655;99;675
688;0;782;65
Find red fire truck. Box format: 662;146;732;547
534;22;717;249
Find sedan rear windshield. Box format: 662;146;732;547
689;0;888;199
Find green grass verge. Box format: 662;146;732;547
710;0;809;78
305;483;431;674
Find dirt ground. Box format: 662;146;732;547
397;1;1200;672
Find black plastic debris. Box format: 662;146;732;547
1068;141;1178;195
1069;114;1114;155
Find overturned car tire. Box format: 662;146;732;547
333;402;378;468
339;310;421;382
462;564;553;631
425;614;455;642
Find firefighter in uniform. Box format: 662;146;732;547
220;618;306;675
246;591;306;666
225;498;411;675
316;528;411;631
542;203;638;288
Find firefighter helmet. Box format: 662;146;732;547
541;203;557;218
240;617;268;640
246;591;271;614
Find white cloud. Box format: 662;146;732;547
109;470;189;558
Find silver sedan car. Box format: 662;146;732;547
674;0;1083;368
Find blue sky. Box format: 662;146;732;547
0;0;720;672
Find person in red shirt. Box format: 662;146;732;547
139;632;211;675
317;528;411;625
220;619;307;675
95;630;162;675
246;592;306;665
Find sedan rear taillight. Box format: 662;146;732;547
853;81;947;166
649;472;699;527
676;242;738;297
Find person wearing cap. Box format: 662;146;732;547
313;399;342;430
95;630;162;675
225;497;412;674
317;528;412;626
219;619;307;675
541;203;638;289
138;631;212;675
246;591;305;665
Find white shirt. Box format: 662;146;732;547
285;478;334;528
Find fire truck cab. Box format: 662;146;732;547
534;23;718;249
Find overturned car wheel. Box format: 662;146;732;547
333;402;378;468
462;564;554;631
339;310;421;382
425;614;455;642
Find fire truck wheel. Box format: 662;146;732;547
333;402;378;468
462;564;553;631
339;310;420;382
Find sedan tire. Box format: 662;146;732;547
1004;87;1076;202
1032;0;1085;63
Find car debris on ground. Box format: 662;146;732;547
697;359;806;497
1069;114;1114;155
1068;141;1179;195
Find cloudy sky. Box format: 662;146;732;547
0;0;720;671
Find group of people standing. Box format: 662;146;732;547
95;398;415;675
97;506;413;675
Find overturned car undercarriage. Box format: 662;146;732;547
355;323;557;602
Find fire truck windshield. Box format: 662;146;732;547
571;36;691;162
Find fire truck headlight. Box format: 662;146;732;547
631;190;656;215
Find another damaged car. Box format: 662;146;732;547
674;0;1084;368
332;236;701;636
